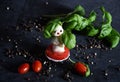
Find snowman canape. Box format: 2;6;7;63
44;19;90;76
44;21;70;62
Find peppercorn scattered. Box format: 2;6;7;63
1;4;119;82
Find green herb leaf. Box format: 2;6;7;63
63;21;77;31
84;25;99;36
61;31;76;49
85;64;90;77
44;19;62;38
105;29;120;48
63;14;78;22
106;35;120;48
74;14;89;31
88;11;97;23
63;14;90;31
98;7;112;39
98;24;112;39
108;36;119;48
63;10;96;31
100;7;112;24
72;5;85;16
112;28;120;37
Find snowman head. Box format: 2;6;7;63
44;21;64;38
53;25;64;37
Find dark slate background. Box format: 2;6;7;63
0;0;120;82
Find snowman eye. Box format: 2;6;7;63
54;31;56;33
60;30;62;32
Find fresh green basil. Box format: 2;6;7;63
105;29;120;48
61;31;76;49
106;35;119;48
72;5;85;16
83;25;99;36
44;19;62;38
98;24;112;39
98;7;112;39
112;28;120;37
101;6;112;24
44;5;120;49
74;14;89;31
88;11;97;23
63;21;77;31
63;11;96;31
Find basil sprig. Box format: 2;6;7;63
105;29;120;48
83;25;99;37
98;7;112;39
44;5;120;49
72;5;85;16
61;31;76;49
63;11;96;31
44;19;62;38
98;7;120;48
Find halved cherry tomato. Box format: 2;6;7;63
32;60;42;73
74;62;87;75
18;63;30;74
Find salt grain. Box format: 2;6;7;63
91;61;94;65
108;60;112;63
86;56;89;59
35;25;38;28
45;2;49;5
94;53;97;56
6;6;10;10
91;72;93;75
15;45;18;48
49;67;51;70
105;72;108;76
23;55;27;58
36;38;39;41
8;39;11;42
90;46;93;49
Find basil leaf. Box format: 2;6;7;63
63;21;77;31
109;36;119;48
88;11;97;23
63;14;78;23
101;7;112;24
74;14;89;31
84;25;99;36
85;64;90;77
98;24;112;39
112;28;120;37
74;11;96;31
72;5;85;16
106;35;120;48
44;19;62;38
98;7;112;39
105;29;120;48
61;31;76;49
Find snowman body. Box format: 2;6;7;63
45;25;70;62
52;25;65;53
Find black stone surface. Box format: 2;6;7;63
0;0;120;82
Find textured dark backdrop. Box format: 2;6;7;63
0;0;120;82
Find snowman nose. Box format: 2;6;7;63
57;32;60;35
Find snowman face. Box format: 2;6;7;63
53;25;64;36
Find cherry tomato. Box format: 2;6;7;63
74;62;87;75
18;63;30;74
32;60;42;73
